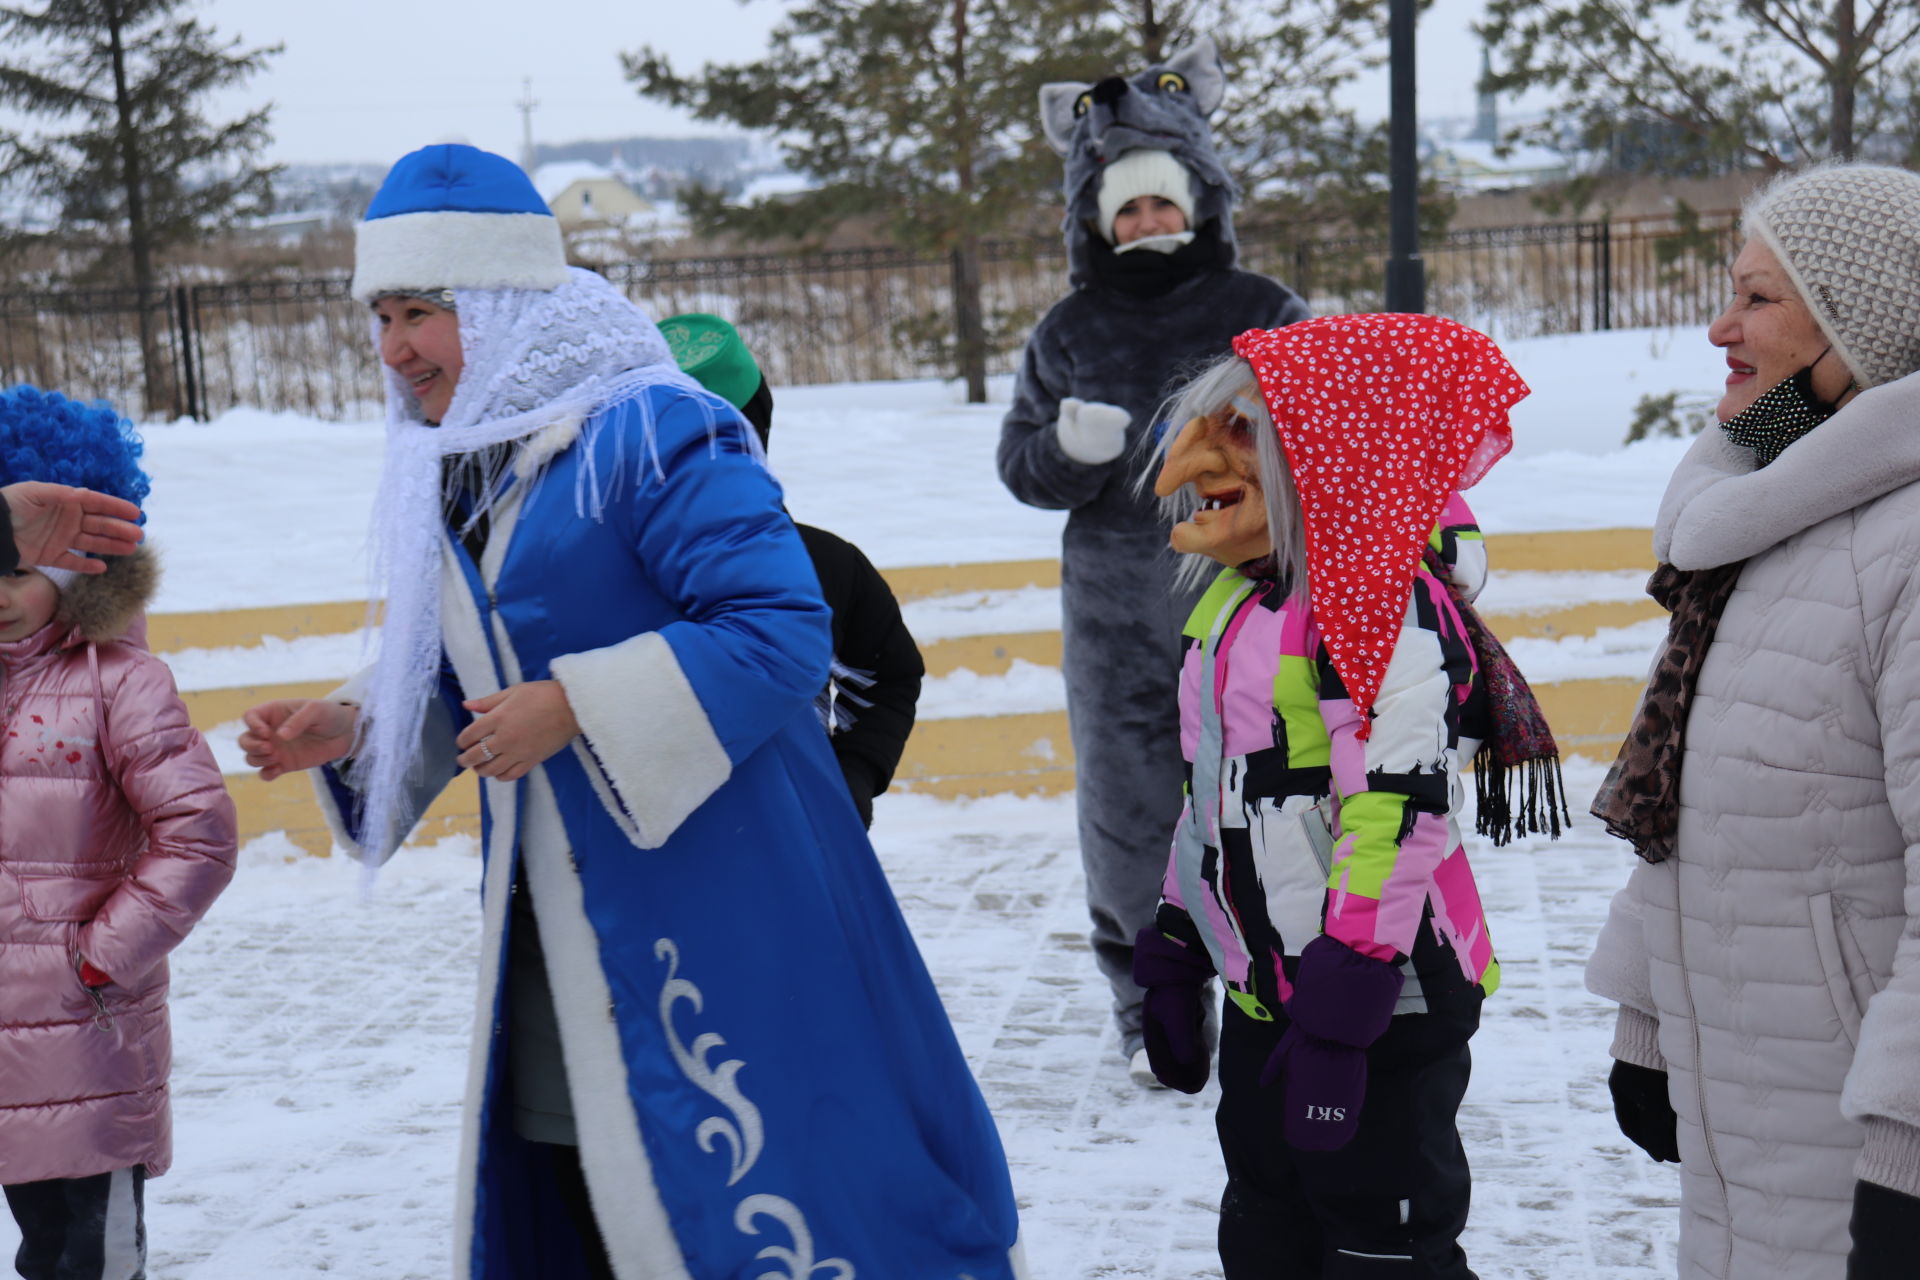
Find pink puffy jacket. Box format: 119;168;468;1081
0;548;236;1183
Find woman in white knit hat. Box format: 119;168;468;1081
1588;161;1920;1279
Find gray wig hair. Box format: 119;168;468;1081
1140;353;1308;596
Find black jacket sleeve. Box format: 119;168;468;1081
797;524;924;817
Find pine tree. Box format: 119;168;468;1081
630;3;1425;399
1479;1;1920;176
0;0;280;414
627;0;1127;402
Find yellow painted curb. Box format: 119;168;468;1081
1483;599;1663;641
1481;528;1654;573
893;711;1072;782
1534;676;1642;759
183;682;336;731
144;561;1064;654
878;559;1059;603
148;535;1658;655
182;544;1661;849
894;769;1077;799
148;601;375;655
226;771;479;859
919;632;1061;678
222;679;1646;850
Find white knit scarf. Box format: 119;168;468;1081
351;267;702;862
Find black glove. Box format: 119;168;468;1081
1848;1179;1920;1280
1608;1060;1680;1163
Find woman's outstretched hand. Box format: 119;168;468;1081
456;681;580;783
2;481;143;573
240;698;358;781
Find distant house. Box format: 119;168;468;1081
1425;139;1570;194
1426;46;1573;195
239;209;331;246
735;171;815;204
532;162;652;230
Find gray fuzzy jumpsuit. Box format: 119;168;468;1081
998;197;1305;1057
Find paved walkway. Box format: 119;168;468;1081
1;765;1680;1278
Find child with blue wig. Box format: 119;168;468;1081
0;387;237;1280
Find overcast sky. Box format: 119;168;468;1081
187;0;1499;170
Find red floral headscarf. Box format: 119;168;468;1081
1232;314;1529;736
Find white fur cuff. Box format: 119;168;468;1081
307;690;460;863
549;631;731;850
1056;397;1131;466
352;210;569;303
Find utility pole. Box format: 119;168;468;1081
516;77;538;173
1384;0;1425;313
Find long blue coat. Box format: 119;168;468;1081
317;381;1025;1280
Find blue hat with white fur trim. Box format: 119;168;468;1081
351;144;569;303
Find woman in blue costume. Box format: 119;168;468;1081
239;145;1025;1280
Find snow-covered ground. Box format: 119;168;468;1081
0;327;1719;1275
1;768;1675;1279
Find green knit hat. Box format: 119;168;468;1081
660;312;763;410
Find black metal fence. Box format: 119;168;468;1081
0;210;1739;421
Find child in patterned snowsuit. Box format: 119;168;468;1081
1132;315;1529;1279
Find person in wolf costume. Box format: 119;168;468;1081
998;35;1309;1080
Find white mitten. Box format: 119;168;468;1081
1055;397;1132;465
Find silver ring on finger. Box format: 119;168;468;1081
478;736;497;764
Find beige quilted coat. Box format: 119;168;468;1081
1588;372;1920;1279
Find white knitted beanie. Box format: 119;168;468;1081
1743;163;1920;389
1096;149;1197;244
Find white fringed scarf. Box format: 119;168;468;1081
350;267;702;862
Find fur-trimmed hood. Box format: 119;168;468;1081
55;544;158;644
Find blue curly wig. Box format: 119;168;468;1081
0;385;150;522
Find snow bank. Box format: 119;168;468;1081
136;326;1717;613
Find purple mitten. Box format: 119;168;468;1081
1285;934;1405;1047
1133;927;1215;1094
1258;935;1405;1151
1262;1027;1368;1150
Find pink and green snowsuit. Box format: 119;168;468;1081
1154;496;1500;1017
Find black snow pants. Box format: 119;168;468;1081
1215;987;1482;1279
3;1168;145;1280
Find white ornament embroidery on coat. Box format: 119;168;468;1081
735;1195;855;1280
655;938;764;1185
656;938;857;1277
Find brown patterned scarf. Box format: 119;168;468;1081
1590;562;1745;863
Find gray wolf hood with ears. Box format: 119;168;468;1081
1040;35;1241;287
